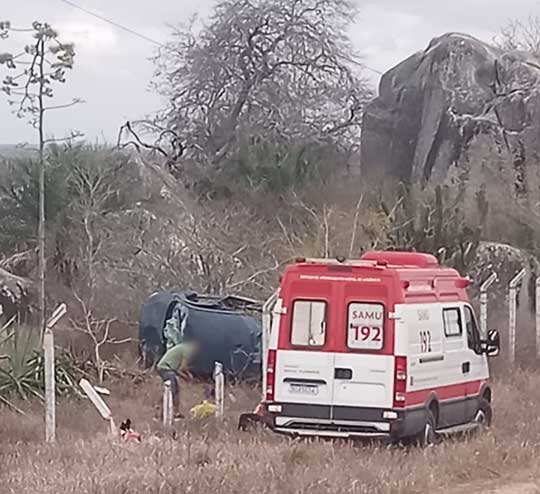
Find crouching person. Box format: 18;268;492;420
157;340;198;419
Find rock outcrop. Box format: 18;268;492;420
0;267;34;320
361;33;540;202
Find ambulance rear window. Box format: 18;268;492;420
347;302;385;350
291;300;326;347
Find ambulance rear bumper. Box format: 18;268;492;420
274;427;389;439
263;402;409;439
273;417;391;439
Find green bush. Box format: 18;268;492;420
0;321;81;412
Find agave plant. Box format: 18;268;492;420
0;318;82;413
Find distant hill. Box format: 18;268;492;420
0;144;18;157
0;144;36;159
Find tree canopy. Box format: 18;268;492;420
152;0;372;175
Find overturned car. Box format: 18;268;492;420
138;291;262;379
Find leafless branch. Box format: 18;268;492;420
496;15;540;55
107;337;135;345
44;98;84;111
43;130;84;144
277;216;295;253
226;259;281;290
349;195;364;257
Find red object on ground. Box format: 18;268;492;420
121;429;142;442
119;418;142;442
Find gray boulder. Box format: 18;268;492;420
361;33;540;203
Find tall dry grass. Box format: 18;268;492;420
0;371;539;494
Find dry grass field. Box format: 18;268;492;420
2;371;540;494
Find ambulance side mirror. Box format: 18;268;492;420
484;329;500;357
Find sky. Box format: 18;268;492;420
0;0;538;145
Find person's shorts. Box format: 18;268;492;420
157;368;179;398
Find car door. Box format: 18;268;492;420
462;304;489;422
439;305;468;427
274;298;335;416
332;302;394;421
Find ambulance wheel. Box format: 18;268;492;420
416;411;437;447
474;399;492;429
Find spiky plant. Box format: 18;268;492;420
0;319;82;413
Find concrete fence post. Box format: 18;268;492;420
214;362;224;419
480;272;497;338
262;291;278;399
43;303;66;443
79;378;115;436
162;380;173;428
536;277;540;359
44;328;56;443
509;269;526;366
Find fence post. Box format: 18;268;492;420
79;378;116;435
44;328;56;443
536;277;540;359
43;303;67;444
262;292;278;400
214;361;224;419
509;269;526;366
162;381;173;428
480;273;497;338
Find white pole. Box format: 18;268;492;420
78;378;116;436
44;328;55;443
262;291;278;400
536;277;540;359
214;361;224;419
162;380;173;428
509;269;526;366
43;303;67;443
480;273;497;338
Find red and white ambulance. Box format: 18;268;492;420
259;251;500;444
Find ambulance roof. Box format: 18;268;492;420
283;251;470;303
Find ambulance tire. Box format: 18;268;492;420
415;410;437;447
474;399;493;429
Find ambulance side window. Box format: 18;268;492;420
291;300;326;347
464;306;481;351
443;308;462;337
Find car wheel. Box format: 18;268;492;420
474;398;492;429
416;410;437;447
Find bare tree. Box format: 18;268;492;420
0;21;80;331
152;0;372;170
68;154;134;383
496;15;540;56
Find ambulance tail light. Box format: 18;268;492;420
394;356;407;408
266;349;277;401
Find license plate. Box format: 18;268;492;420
289;383;319;396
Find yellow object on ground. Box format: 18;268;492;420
190;400;217;420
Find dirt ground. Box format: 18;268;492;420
2;371;540;494
452;481;540;494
